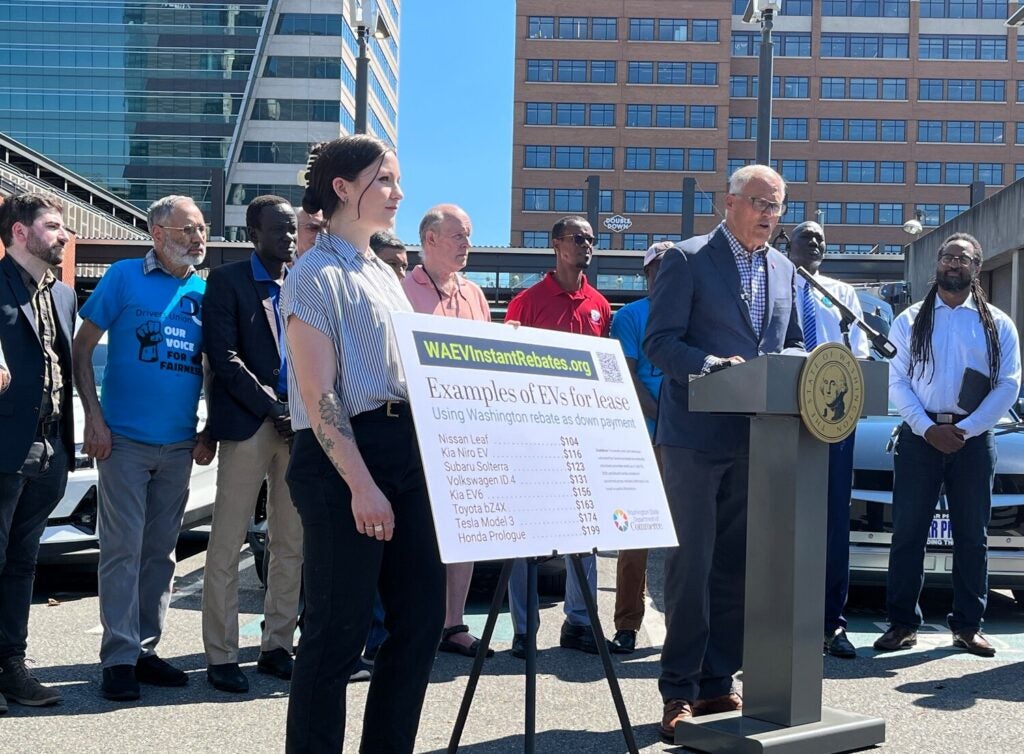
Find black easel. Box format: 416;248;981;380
447;554;639;754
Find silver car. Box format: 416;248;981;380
849;407;1024;605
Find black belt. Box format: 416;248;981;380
926;411;969;425
358;401;410;420
36;415;61;438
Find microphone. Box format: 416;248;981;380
796;267;897;360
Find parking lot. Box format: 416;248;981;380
3;536;1024;754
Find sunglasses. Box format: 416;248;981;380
556;233;596;247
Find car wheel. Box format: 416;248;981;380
247;481;269;588
538;570;567;597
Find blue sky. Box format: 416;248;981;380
394;1;515;247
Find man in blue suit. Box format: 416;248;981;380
644;165;803;741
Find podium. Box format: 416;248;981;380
675;353;888;753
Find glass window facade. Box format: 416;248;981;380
0;1;269;213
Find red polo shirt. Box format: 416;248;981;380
504;271;611;337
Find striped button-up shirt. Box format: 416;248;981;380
281;233;413;428
718;222;767;337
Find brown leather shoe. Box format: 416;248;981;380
693;692;743;716
873;625;917;652
952;630;996;657
658;698;694;743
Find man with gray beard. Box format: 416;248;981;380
74;195;216;701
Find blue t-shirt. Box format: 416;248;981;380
610;297;662;438
80;258;206;445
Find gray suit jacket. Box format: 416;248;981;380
643;227;803;454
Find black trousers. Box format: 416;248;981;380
0;435;67;661
659;445;748;703
285;410;445;754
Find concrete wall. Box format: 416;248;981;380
904;179;1024;345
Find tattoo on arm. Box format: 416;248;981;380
316;392;355;476
319;393;355;443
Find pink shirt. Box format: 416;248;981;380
402;265;491;322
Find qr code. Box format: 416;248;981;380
597;352;623;383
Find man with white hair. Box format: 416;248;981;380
74;195;216;702
404;204;493;659
644;165;803;740
295;208;323;256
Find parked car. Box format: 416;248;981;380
850;406;1024;605
36;334;217;564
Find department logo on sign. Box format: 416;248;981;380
603;214;632;233
798;343;864;443
612;509;630;532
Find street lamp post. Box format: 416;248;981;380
743;1;781;166
350;1;391;135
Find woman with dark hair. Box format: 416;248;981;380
280;135;445;753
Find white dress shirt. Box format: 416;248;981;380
889;293;1021;439
796;273;871;359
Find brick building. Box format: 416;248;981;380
511;0;1023;256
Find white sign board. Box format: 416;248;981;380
391;312;677;564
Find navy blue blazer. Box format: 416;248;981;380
0;254;77;472
643;227;803;454
203;258;286;442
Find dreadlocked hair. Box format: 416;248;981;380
908;232;1001;388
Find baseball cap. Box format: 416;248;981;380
643;240;674;268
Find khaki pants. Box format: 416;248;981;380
614;444;660;633
202;420;303;664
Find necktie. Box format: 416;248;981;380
801;283;818;351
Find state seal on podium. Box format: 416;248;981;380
798;343;864;443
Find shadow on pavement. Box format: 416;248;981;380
10;647;289;717
427;725;663;754
894;661;1024;710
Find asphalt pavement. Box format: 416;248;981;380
2;536;1024;754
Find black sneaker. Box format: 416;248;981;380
510;633;527;659
257;648;294;680
610;629;637;654
559;621;600;655
135;655;188;687
0;657;62;706
101;665;140;701
349;657;373;682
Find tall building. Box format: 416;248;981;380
512;0;1022;257
0;0;400;239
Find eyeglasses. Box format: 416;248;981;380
939;253;978;268
556;233;596;248
158;223;208;237
731;194;787;217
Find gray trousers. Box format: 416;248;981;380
659;445;748;703
97;434;194;668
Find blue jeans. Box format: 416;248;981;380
824;434;855;633
507;554;597;634
0;437;67;661
886;425;996;633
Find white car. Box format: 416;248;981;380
37;334;217;564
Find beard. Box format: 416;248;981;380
937;272;970;292
163;237;206;268
26;235;64;266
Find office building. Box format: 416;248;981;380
512;0;1023;257
0;0;400;238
